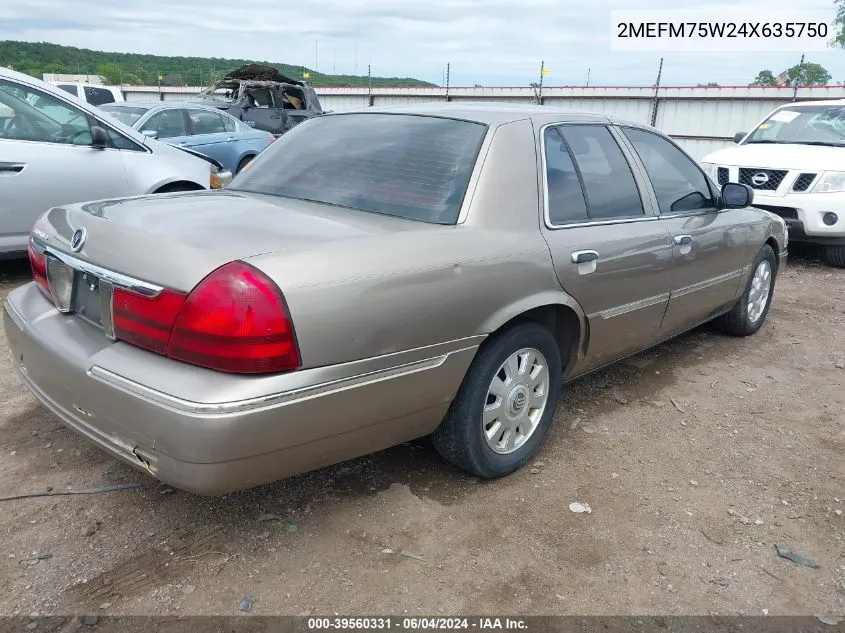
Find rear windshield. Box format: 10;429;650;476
229;113;488;224
100;105;149;127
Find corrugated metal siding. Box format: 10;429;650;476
121;84;845;160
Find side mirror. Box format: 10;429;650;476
90;125;108;149
721;182;753;209
240;100;252;111
733;131;746;144
140;129;158;139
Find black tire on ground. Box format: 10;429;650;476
236;156;254;174
432;322;563;479
824;245;845;268
713;244;777;337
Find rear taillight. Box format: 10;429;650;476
27;236;49;294
113;288;187;355
112;261;300;374
167;261;300;374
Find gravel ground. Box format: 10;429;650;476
0;250;842;618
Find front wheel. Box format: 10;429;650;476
713;244;777;336
824;245;845;268
432;322;562;479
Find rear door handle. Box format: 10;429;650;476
571;250;599;264
0;162;25;174
674;235;693;246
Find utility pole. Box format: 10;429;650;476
792;53;804;102
445;63;450;101
538;60;545;104
650;57;663;126
586;67;591;87
354;43;358;74
315;40;318;72
368;64;373;107
333;46;336;75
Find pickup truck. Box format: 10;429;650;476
190;64;323;136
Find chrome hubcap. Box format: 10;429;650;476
747;260;772;324
483;347;550;455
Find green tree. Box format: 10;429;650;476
751;69;777;86
834;0;845;47
96;63;121;84
788;62;831;85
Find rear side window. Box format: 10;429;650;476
84;86;116;106
230;113;487;224
544;127;588;224
221;113;237;133
556;125;644;220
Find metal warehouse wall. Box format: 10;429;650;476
122;85;845;159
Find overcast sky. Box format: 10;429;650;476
3;0;844;86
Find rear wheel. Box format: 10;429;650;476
432;322;562;479
236;156;254;174
713;244;776;336
824;245;845;268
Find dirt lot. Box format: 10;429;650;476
0;251;843;618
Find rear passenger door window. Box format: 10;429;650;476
621;127;715;214
555;124;644;221
544;126;589;224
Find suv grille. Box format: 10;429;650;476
753;205;798;220
717;167;729;186
738;168;787;191
792;173;817;192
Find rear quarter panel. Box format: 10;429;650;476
246;118;585;369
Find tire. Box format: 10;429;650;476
236;156;254;174
432;322;563;479
824;245;845;268
713;244;777;337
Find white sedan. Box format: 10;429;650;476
0;67;231;258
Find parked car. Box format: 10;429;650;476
51;82;125;106
4;104;787;495
99;101;275;174
0;67;232;258
191;64;323;136
701;100;845;267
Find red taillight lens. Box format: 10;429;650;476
113;288;187;355
166;261;300;374
27;237;50;294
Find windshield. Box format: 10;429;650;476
100;105;149;127
230;113;488;224
745;105;845;146
196;81;239;103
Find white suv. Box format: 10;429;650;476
701;100;845;267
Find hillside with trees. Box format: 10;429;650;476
0;40;435;87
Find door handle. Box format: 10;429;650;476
674;235;693;246
571;250;599;264
0;162;25;173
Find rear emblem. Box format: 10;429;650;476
70;228;87;252
751;172;770;186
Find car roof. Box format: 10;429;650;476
104;100;232;111
332;102;616;126
774;99;845;108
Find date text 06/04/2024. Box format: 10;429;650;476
307;618;529;630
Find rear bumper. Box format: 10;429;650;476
4;283;478;495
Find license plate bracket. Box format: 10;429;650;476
71;271;115;336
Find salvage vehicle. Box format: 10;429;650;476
701;100;845;267
0;67;232;258
100;101;275;174
4;104;787;495
192;64;323;136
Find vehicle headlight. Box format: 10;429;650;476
811;171;845;193
700;162;717;181
209;164;233;190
